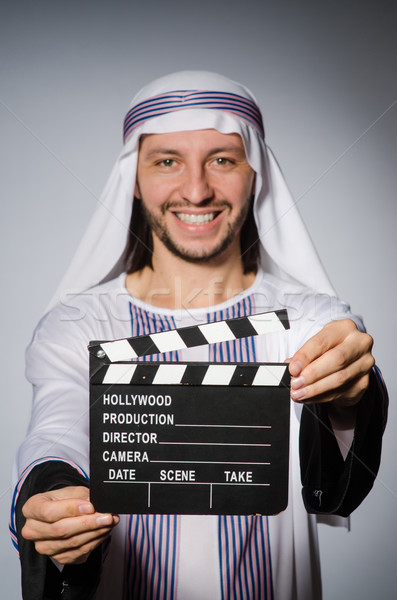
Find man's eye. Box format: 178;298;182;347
159;159;176;167
214;157;231;166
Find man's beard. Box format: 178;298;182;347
140;200;251;264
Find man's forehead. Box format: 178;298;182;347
138;129;246;154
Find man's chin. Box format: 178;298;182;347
164;248;226;265
158;237;234;265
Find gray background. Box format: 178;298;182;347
1;1;396;598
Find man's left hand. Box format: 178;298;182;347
288;319;374;407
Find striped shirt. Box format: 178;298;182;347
122;297;273;600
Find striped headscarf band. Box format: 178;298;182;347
123;90;265;143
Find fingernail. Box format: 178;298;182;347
291;387;306;401
291;376;306;390
289;361;303;377
78;503;94;515
96;515;113;526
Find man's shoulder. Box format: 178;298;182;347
253;270;356;331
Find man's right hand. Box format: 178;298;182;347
21;486;119;565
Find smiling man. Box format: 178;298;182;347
127;129;257;309
134;130;254;261
11;72;387;600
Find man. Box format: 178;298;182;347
11;71;387;599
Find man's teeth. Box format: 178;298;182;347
176;212;216;225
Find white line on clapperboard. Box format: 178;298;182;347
104;481;271;485
105;481;271;512
158;442;271;446
174;424;271;428
107;480;272;508
151;461;270;465
105;480;271;510
106;472;272;507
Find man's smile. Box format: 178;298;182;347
175;212;218;225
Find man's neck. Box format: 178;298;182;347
125;249;256;311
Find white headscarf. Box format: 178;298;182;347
48;70;335;311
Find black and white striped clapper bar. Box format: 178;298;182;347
89;309;291;515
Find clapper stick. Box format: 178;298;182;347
88;309;289;362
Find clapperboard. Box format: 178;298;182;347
89;309;291;515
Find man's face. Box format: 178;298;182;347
135;129;255;264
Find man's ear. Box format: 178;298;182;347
134;180;141;200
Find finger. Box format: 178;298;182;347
35;528;113;563
296;375;370;407
290;333;374;391
23;487;94;523
50;531;113;564
291;362;371;405
22;512;119;542
289;319;360;377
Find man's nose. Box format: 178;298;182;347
180;166;214;204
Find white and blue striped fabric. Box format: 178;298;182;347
122;297;273;600
123;90;265;144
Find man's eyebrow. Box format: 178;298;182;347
142;145;246;159
207;146;246;156
142;148;184;159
